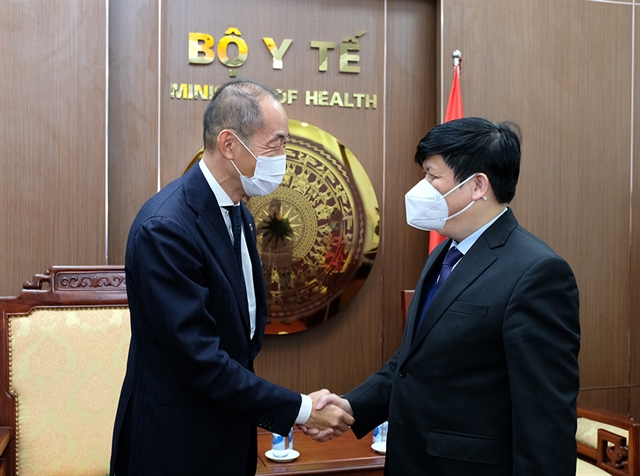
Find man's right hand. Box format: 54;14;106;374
298;390;355;442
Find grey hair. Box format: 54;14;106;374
202;78;279;150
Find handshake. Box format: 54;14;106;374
298;389;355;443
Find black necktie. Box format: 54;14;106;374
414;246;464;336
224;206;246;295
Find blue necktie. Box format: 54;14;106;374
414;246;464;336
224;206;246;296
434;246;463;292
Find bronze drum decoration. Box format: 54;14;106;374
187;119;379;334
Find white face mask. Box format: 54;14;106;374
230;131;287;196
405;174;478;231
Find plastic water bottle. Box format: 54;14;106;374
372;424;382;443
272;429;292;458
373;421;388;444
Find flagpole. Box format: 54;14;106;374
429;49;464;254
452;50;461;68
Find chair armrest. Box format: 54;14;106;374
576;403;639;476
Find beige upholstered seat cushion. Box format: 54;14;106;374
8;307;130;476
576;416;629;449
576;457;611;475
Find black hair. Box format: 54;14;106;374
415;117;522;203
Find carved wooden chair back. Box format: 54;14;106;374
0;266;129;476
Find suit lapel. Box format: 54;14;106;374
401;242;449;350
183;167;251;335
407;210;518;355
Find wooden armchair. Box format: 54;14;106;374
576;403;639;476
399;290;639;476
0;266;129;476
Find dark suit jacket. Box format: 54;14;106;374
110;165;301;476
346;209;580;476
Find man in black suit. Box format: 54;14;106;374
312;117;580;475
110;79;353;476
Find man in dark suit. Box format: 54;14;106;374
312;118;580;475
110;79;353;476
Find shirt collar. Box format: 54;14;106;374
198;159;235;208
451;207;508;255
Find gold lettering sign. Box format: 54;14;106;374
310;41;335;72
188;29;366;75
217;27;248;70
339;30;365;73
188;32;215;64
262;38;293;70
169;85;377;110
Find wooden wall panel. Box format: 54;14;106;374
578;388;631;416
631;1;640;400
382;1;436;362
442;0;634;412
0;1;107;296
108;0;161;265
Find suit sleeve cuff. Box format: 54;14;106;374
295;394;312;424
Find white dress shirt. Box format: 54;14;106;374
199;160;257;338
198;160;312;424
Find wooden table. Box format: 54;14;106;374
256;429;384;475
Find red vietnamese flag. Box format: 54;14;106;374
429;59;463;253
444;62;463;123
